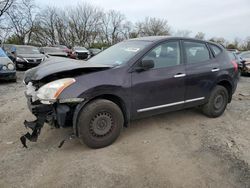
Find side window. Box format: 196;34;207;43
142;41;181;69
210;44;222;56
184;41;210;64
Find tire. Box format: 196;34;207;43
77;99;124;149
202;85;229;118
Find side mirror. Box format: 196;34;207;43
140;59;154;70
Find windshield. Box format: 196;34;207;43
240;52;250;59
88;41;151;66
16;46;40;54
0;48;7;57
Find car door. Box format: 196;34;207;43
131;40;186;119
182;40;220;107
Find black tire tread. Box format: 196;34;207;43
77;99;124;149
202;85;229;118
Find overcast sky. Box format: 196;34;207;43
35;0;250;41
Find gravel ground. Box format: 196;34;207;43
0;71;250;188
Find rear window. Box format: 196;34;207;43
183;41;210;64
210;44;222;56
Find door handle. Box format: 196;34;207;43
174;73;186;78
211;68;220;72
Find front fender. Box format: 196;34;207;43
71;91;130;137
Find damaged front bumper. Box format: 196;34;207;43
21;92;84;148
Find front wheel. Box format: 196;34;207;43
77;99;124;149
202;85;229;118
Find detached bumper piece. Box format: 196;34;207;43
20;104;53;148
20;116;46;148
21;93;78;148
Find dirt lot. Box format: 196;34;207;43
0;71;250;188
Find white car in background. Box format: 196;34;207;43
70;46;90;60
240;51;250;75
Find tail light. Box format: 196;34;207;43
231;60;238;72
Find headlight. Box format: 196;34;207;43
7;63;15;70
36;78;76;103
2;65;7;70
16;57;26;62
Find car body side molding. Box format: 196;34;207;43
137;97;205;113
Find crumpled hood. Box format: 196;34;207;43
24;58;113;83
18;54;46;59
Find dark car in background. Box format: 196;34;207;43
88;48;101;57
228;51;243;77
40;47;68;57
0;48;16;81
239;51;250;75
70;47;90;60
23;36;239;149
11;45;47;69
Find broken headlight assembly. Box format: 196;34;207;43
36;78;76;104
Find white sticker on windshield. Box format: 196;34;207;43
115;61;123;65
124;48;140;52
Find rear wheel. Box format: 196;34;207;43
202;85;229;118
77;99;124;149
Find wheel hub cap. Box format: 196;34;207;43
90;112;113;137
214;94;224;109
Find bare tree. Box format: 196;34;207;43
135;17;171;37
6;0;36;44
67;3;102;47
209;37;228;47
0;0;13;17
31;7;60;46
242;36;250;50
121;21;133;40
194;32;205;40
100;10;126;45
174;29;191;37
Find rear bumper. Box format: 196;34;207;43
0;71;16;80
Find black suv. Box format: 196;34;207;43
22;36;239;148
